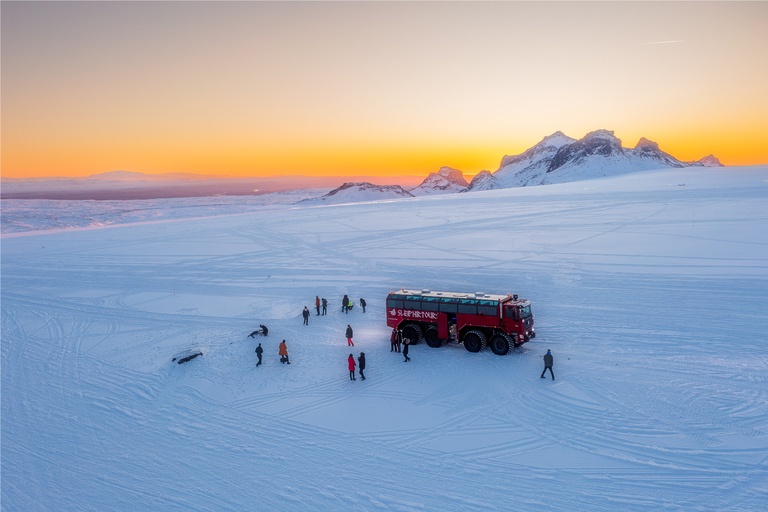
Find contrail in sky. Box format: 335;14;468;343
641;40;684;45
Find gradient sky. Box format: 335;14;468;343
2;1;767;179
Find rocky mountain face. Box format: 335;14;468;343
493;129;703;187
299;182;414;205
492;131;577;188
295;129;724;205
690;155;724;167
409;167;469;196
463;170;502;192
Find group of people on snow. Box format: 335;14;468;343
340;295;366;314
348;352;365;380
389;328;411;362
248;295;556;380
253;338;290;366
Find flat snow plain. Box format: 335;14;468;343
2;166;768;511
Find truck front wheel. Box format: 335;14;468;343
425;327;442;348
489;333;513;355
463;330;486;353
401;323;423;345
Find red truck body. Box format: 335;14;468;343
386;289;535;355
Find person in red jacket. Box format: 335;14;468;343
315;296;321;316
348;353;356;380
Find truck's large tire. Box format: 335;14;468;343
463;330;486;353
401;323;423;345
425;326;442;348
489;333;513;355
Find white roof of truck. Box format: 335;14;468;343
393;289;513;302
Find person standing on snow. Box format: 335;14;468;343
395;329;402;353
346;324;354;346
541;349;554;380
358;352;366;380
279;340;290;364
342;294;349;314
359;298;367;313
302;306;310;325
255;343;263;366
321;298;327;315
348;354;356;380
390;328;398;352
402;338;410;362
315;296;321;316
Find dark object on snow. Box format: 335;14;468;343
249;325;268;337
359;298;366;312
173;351;203;364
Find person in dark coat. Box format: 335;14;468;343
359;298;367;313
358;352;366;380
302;306;310;325
260;324;268;336
315;296;321;316
402;338;410;362
390;328;398;352
348;354;356;380
346;324;354;346
342;295;350;313
255;343;263;366
321;298;327;315
395;329;402;353
541;349;554;380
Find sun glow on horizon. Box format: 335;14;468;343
2;1;767;179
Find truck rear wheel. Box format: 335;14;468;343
463;330;486;353
425;327;442;348
401;323;423;345
489;333;513;355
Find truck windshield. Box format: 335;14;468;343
519;305;532;318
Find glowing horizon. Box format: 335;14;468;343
2;2;767;179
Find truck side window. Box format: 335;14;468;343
404;300;422;311
439;303;457;313
505;306;518;320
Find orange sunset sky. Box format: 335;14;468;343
2;1;767;179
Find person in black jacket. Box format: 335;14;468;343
402;338;410;362
255;343;263;366
541;349;554;380
346;324;354;346
321;298;327;315
342;295;349;314
302;306;310;325
358;352;366;380
359;298;367;313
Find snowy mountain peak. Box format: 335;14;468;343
463;170;502;192
538;131;577;149
635;137;660;151
409;166;469;196
547;130;625;174
583;129;619;141
299;182;414;205
698;155;725;167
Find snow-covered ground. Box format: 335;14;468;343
2;166;768;511
0;188;331;235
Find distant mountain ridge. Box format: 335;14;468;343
298;129;725;204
